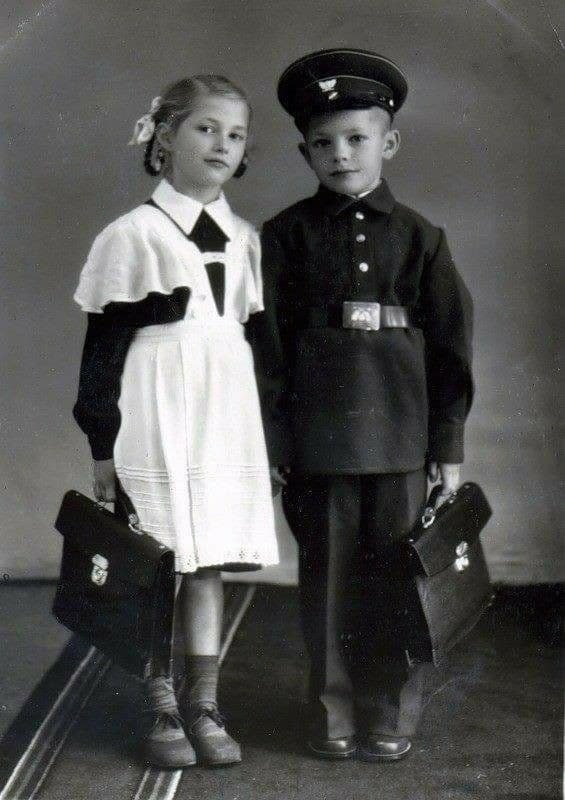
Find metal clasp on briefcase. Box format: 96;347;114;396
420;491;457;529
91;553;109;586
343;301;381;331
454;541;470;572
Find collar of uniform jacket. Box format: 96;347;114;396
314;179;396;216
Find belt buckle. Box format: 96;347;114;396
342;301;381;331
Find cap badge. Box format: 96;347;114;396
318;79;339;100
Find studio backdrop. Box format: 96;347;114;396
1;0;562;583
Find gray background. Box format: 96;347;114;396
1;0;562;582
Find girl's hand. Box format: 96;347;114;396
427;462;460;508
270;466;288;497
93;458;116;502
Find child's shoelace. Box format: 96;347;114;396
189;703;226;733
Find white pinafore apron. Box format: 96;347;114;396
114;314;278;573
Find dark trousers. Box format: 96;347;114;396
283;470;428;739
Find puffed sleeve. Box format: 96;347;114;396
74;220;144;312
420;229;474;464
73;216;191;460
74;215;196;312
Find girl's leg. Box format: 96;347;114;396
178;569;223;707
179;568;223;653
178;568;241;765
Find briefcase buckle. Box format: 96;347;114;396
91;553;109;586
343;301;381;331
421;507;436;529
454;541;470;572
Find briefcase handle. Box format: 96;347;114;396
114;479;142;534
420;484;458;529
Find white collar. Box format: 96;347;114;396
348;180;382;200
151;179;236;240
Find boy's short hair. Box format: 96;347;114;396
294;101;392;137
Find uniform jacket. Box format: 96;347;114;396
255;179;474;474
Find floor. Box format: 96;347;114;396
0;583;561;800
0;583;71;738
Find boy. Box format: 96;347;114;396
258;49;473;761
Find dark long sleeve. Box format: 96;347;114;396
419;230;474;464
245;224;295;466
73;288;190;460
73;312;136;460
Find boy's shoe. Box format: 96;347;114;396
187;703;242;766
143;676;196;768
358;734;411;762
307;735;357;760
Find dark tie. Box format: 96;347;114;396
188;212;228;316
144;201;229;316
188;210;229;253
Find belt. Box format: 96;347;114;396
306;302;415;331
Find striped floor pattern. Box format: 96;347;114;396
0;585;255;800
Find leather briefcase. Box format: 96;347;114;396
53;489;175;677
405;482;494;666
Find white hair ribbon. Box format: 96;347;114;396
128;96;162;145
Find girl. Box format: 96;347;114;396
73;76;279;769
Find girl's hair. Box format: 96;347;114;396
144;75;251;177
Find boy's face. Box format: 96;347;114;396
301;107;400;196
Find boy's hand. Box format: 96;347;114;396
427;462;460;508
270;466;288;497
93;458;116;502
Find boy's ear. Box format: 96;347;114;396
298;142;312;167
382;128;401;161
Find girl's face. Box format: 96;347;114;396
159;94;249;199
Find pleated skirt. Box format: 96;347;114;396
114;317;279;573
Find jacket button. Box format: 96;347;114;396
355;211;365;220
356;233;366;243
359;262;369;272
